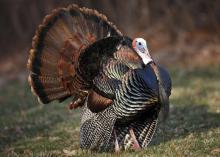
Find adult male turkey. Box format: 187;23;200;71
27;4;172;152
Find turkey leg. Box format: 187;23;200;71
69;97;85;110
129;128;141;150
114;129;120;153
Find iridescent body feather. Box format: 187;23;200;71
27;4;172;152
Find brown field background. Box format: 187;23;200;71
0;0;220;84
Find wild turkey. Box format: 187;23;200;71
27;4;172;152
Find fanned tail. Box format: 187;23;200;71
27;4;122;104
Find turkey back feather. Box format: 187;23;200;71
27;4;122;104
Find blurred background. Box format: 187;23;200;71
0;0;220;156
1;0;220;83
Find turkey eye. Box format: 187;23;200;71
138;42;142;46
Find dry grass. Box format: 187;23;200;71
0;66;220;157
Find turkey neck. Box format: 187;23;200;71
150;62;169;120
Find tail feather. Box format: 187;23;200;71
28;4;122;104
28;50;58;76
43;87;66;94
47;91;71;101
31;75;59;85
29;74;69;103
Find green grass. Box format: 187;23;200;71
1;66;220;157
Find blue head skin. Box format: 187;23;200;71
132;38;153;65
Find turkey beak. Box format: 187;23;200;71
150;63;169;120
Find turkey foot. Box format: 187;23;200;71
114;129;120;153
129;128;141;150
69;97;83;110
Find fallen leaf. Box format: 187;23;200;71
63;149;76;156
211;148;220;154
